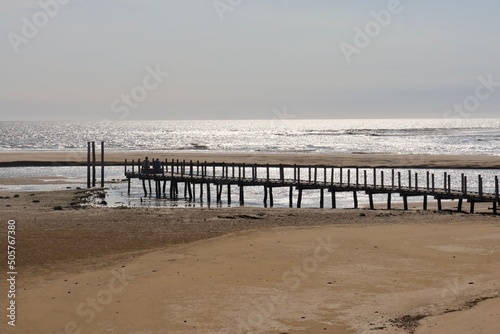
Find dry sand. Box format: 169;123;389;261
0;189;499;334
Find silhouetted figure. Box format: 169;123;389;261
142;156;150;173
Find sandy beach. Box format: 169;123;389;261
1;151;500;169
1;152;499;333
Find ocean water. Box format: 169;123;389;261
0;119;499;155
1;119;499;208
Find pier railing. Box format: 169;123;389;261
124;159;500;214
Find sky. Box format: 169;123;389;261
1;0;499;121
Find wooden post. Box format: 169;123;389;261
127;178;131;195
212;162;216;181
415;172;418;191
308;167;311;183
423;195;427;210
263;186;268;207
457;198;463;212
407;170;411;191
437;198;442;211
239;185;244;206
289;186;293;208
479;175;483;198
387;193;392;210
391;169;395;189
470;201;475;214
448;174;451;195
331;191;336;209
297;188;303;208
464;176;467;195
347;169;351;188
87;142;91;188
373;168;376;188
206;183;211;205
331;168;334;186
369;193;374;210
356;168;359;187
340;167;343;186
398;172;401;191
293;165;297;182
92;141;96;187
320;188;324;208
432;174;435;193
142;179;147;197
444;172;447;193
353;191;358;209
364;170;367;189
403;196;408;210
132;159;135;175
267;164;270;182
148;179;152;197
323;167;327;184
269;187;274;207
495;176;499;203
314;167;317;185
426;171;430;191
227;185;231;205
381;171;384;190
298;167;301;184
200;180;204;202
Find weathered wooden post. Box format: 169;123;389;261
407;170;411;191
381;171;384;190
87;142;91;188
391;169;395;189
479;175;483;198
263;186;268;207
92;141;96;187
356;168;359;187
100;142;104;188
398;172;401;191
289;186;293;208
364;170;367;189
448;174;451;195
320;188;324;208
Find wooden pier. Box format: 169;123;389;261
124;159;500;214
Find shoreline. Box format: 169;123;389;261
0;150;500;168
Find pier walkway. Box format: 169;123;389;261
124;159;500;214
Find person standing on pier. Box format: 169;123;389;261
142;156;151;173
153;158;161;173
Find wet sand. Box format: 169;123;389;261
1;150;500;168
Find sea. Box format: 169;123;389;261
1;119;499;208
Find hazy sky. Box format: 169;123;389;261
1;0;499;121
